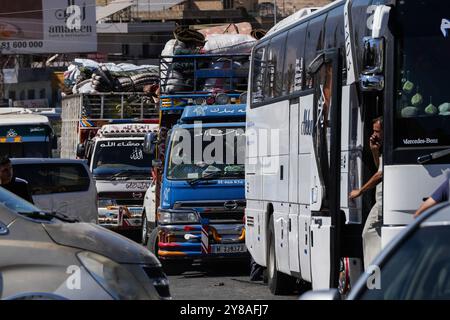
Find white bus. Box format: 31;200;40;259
245;0;450;294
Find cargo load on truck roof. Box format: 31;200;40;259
62;59;159;97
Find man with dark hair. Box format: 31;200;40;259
0;156;34;203
349;117;383;269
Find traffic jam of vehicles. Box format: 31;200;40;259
1;0;450;301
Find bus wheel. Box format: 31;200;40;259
267;215;295;295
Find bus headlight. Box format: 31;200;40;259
77;251;152;300
157;209;199;224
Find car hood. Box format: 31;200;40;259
43;222;159;266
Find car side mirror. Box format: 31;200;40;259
298;289;342;300
76;143;86;158
144;132;158;155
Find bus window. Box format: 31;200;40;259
304;14;327;90
283;24;307;95
251;44;267;105
324;6;344;50
264;34;287;99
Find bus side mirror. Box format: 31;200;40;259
144;132;158;155
359;5;390;93
76;143;86;158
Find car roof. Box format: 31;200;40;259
10;158;88;165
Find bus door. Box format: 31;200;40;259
308;49;342;289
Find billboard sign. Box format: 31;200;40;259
0;0;97;54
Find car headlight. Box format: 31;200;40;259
98;198;117;208
157;209;199;224
215;93;230;105
77;251;152;300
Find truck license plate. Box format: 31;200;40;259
210;244;246;254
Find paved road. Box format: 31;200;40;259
167;261;298;300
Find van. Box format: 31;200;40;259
10;158;98;223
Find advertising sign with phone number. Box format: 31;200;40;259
0;0;97;54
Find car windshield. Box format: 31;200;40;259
167;126;245;180
0;186;42;215
92;139;152;177
394;1;450;148
359;225;450;300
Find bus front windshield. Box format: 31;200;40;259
167;126;245;181
394;1;450;149
92;140;152;177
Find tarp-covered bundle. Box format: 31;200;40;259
63;59;159;96
160;24;263;94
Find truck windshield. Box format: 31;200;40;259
92;139;152;177
167;126;245;180
394;1;450;149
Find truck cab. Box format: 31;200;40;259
145;104;247;270
84;123;158;231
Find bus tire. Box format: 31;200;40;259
267;215;295;295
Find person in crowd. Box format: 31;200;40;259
414;177;449;218
349;117;383;269
0;156;34;203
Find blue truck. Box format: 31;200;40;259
142;53;249;273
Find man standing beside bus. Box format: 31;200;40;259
349;117;383;270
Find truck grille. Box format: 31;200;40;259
174;200;245;223
98;192;145;206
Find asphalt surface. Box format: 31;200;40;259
121;230;298;300
167;261;298;300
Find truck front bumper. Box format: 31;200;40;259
98;206;143;230
156;223;248;261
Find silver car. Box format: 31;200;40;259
0;186;171;300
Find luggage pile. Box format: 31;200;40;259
63;59;159;96
160;24;264;94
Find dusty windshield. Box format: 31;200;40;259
92;139;152;177
394;1;450;148
167;127;245;180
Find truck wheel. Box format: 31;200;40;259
267;215;295;295
141;212;149;246
147;227;159;255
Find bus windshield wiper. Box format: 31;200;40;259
188;171;223;185
417;148;450;164
18;211;79;223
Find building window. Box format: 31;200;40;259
223;0;234;9
39;88;46;99
28;89;35;100
8;91;16;100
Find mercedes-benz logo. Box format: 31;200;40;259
224;201;238;210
